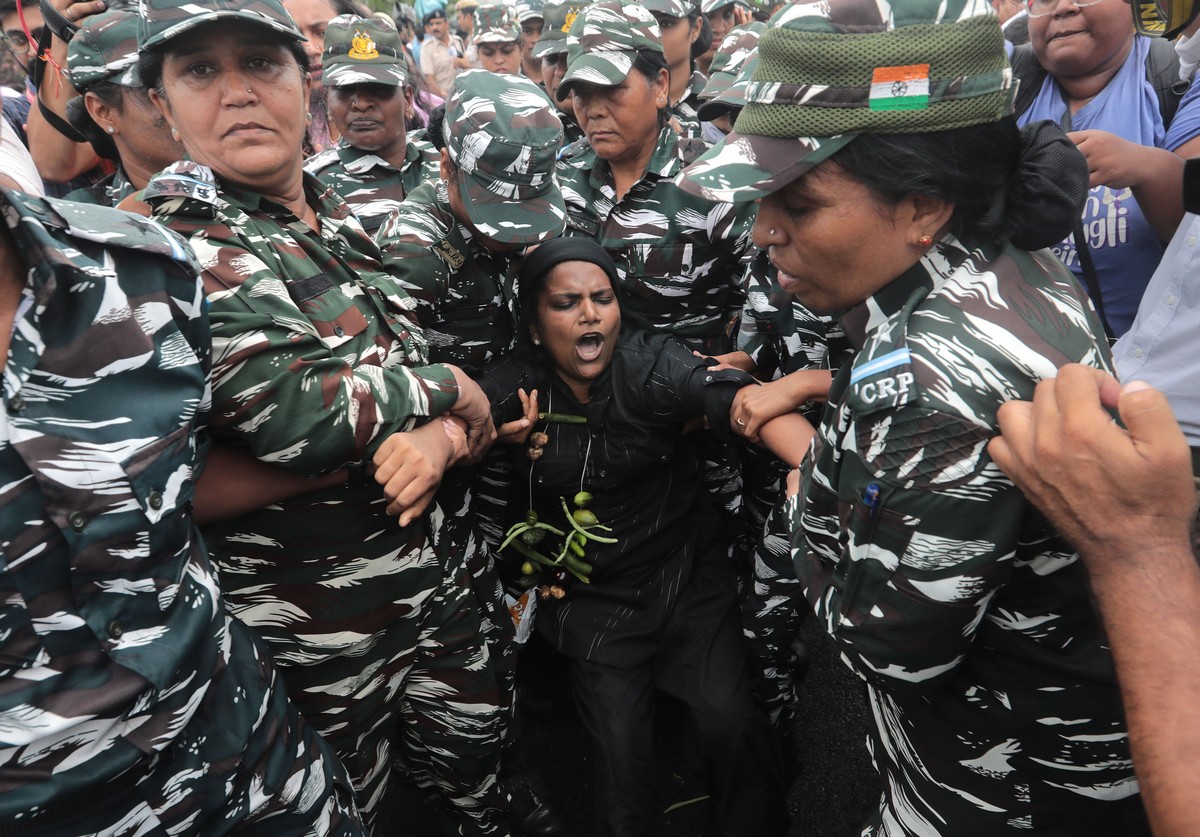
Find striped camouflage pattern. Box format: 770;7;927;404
375;178;519;372
323;14;410;88
63;164;136;207
736;249;850;723
531;0;584;58
305;134;440;234
515;0;547;22
640;0;693;16
669;68;706;139
558;0;663;98
789;235;1139;833
474;1;521;43
697;22;763;121
143;163;507;833
558;125;754;349
138;0;304;52
443;70;567;245
66;4;140;89
0;189;363;833
681;0;1015;200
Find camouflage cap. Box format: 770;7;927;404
639;0;694;17
557;1;663;102
680;0;1014;201
323;14;409;87
68;6;141;90
515;0;546;22
474;2;521;43
531;0;582;58
139;0;304;53
699;0;744;12
696;22;762;120
443;69;566;245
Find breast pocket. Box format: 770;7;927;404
287;272;369;348
0;573;51;677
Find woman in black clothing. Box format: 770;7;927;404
477;238;808;837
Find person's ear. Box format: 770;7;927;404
439;147;453;181
902;192;955;247
84;90;117;135
147;87;179;142
404;86;415;118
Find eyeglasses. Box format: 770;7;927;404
2;27;43;50
1026;0;1107;17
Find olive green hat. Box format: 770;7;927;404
696;21;762;120
68;6;141;90
139;0;304;53
680;0;1015;202
531;0;583;58
699;0;745;13
556;0;663;102
443;69;566;245
515;0;547;23
640;0;693;17
474;2;521;43
323;14;409;87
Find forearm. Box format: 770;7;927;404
1131;147;1186;242
194;444;347;524
1086;543;1200;837
756;412;814;468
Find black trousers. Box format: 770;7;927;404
568;554;788;837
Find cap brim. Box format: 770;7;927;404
678;131;855;202
142;10;303;52
556;51;631;101
324;63;406;87
530;36;566;59
457;175;568;245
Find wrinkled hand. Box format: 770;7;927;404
497;388;538;445
448;365;497;460
373;417;467;526
988;364;1195;569
1069;129;1153;190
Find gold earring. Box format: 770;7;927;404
918;234;933;246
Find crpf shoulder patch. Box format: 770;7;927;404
847;347;916;414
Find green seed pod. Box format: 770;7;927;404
572;508;599;527
573;490;593;508
521;561;537;576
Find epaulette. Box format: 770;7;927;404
143;161;221;220
677;136;712;167
12;192;198;270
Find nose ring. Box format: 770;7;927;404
769;229;776;236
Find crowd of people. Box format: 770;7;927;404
3;0;1199;833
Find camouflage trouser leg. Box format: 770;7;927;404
277;565;506;837
741;491;806;725
11;615;365;837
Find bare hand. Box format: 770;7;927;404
730;370;830;443
373;418;467;526
988;364;1195;569
448;365;497;460
52;0;107;28
497;388;538;445
1069;129;1153;190
693;350;754;373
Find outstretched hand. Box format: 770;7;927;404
989;364;1195;568
497;388;539;445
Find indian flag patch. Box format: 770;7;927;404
869;64;930;111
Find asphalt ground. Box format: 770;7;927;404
379;617;881;836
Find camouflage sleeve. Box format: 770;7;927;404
191;230;459;476
794;405;1023;694
375;222;449;324
736;256;780;372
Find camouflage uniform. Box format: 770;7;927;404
143;162;506;836
680;0;1143;831
304;14;441;235
374;70;567;717
530;0;587;144
305;137;440;234
670;67;707;139
556;125;753;352
789;238;1140;835
63;165;136;206
0;188;363;835
735;250;852;723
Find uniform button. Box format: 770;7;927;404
9;393;24;412
1168;295;1177;306
68;511;87;531
147;491;163;510
600;470;607;477
108;621;124;640
1134;347;1144;358
705;375;713;383
334;326;346;337
1189;235;1197;247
